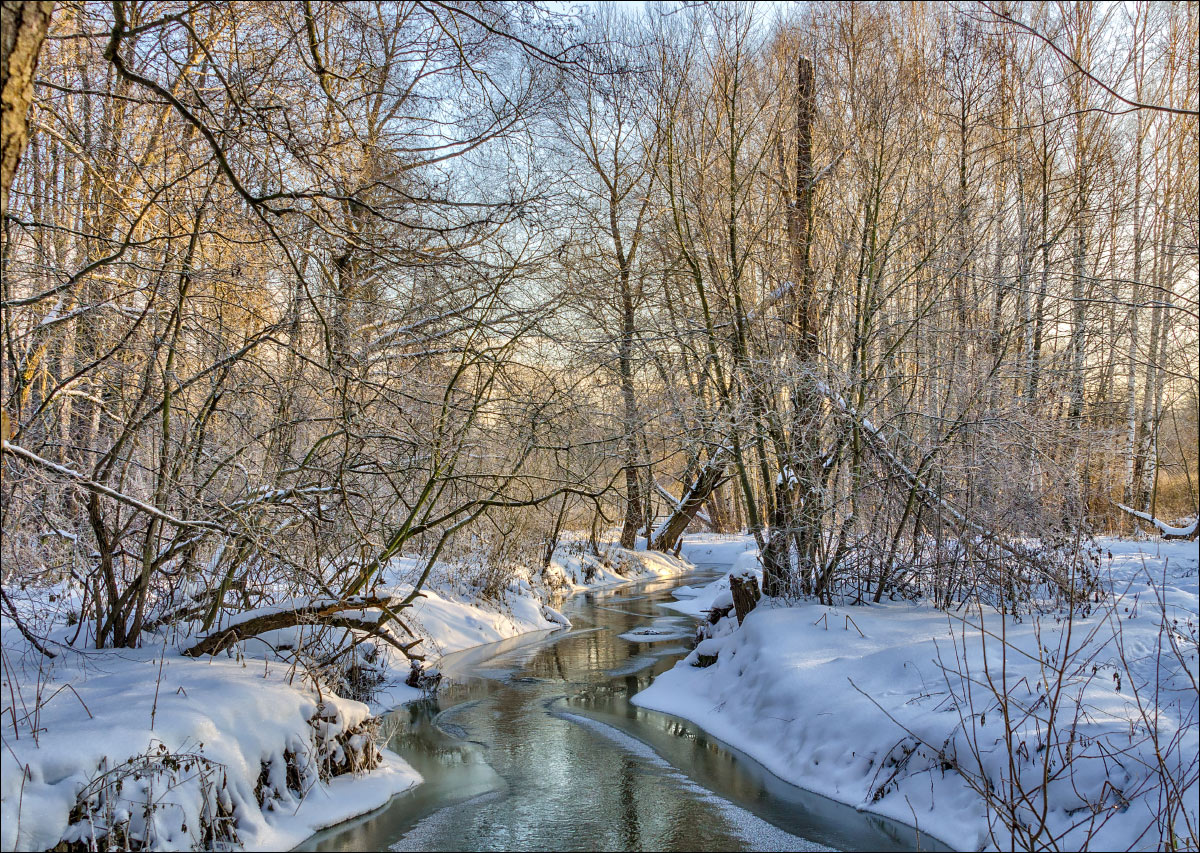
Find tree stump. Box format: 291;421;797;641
729;571;761;624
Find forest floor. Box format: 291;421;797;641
0;541;688;851
639;535;1199;852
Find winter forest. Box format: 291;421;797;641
1;1;1197;851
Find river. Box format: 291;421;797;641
298;564;938;852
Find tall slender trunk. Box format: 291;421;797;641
1124;113;1145;506
616;216;643;549
762;56;818;597
1135;217;1165;510
1027;120;1052;407
1145;187;1180;516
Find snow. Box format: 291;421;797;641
1;539;690;851
618;619;692;643
1116;504;1199;539
635;535;1199;852
0;645;421;852
675;533;763;569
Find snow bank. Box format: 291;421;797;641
0;644;419;852
1;540;691;851
661;546;760;619
675;533;761;568
544;539;692;591
635;537;1199;851
370;542;690;706
393;542;687;654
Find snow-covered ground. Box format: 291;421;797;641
0;647;419;852
676;532;764;568
1;540;689;851
368;541;691;707
636;535;1199;851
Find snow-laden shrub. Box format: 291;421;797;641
10;687;386;852
937;591;1200;851
256;700;383;813
53;744;237;852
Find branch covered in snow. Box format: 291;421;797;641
2;441;225;532
1114;503;1199;540
654;480;712;530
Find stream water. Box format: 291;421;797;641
297;565;940;852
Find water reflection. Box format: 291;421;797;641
297;568;943;852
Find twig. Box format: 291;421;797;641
0;587;56;659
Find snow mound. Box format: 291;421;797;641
0;647;419;852
635;537;1200;852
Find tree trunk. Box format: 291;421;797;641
0;0;52;220
762;55;819;598
729;571;760;624
615;205;643;549
651;451;729;552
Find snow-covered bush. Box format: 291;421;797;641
57;745;238;852
937;569;1199;850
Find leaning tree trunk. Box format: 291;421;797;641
651;450;729;552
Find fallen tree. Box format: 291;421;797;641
819;385;1079;582
183;595;423;659
1114;503;1199;541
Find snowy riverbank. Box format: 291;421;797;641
1;541;689;851
367;541;692;708
635;535;1199;851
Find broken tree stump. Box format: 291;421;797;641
729;571;761;625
